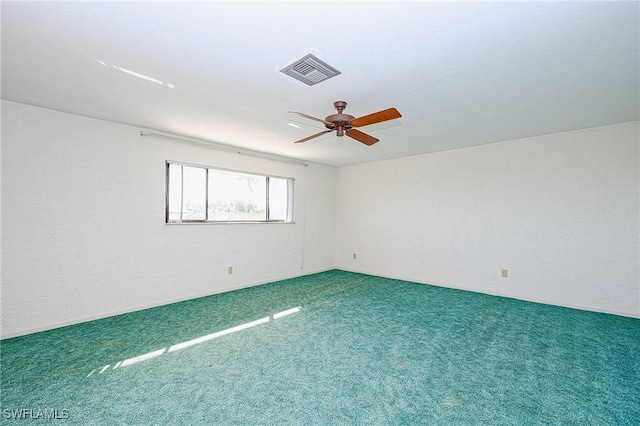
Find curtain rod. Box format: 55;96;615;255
140;130;309;167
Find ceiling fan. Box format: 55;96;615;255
288;101;401;146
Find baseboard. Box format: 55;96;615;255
1;267;336;340
335;267;640;320
4;267;636;339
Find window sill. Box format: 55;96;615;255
165;221;296;225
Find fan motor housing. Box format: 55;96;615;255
325;113;354;126
324;114;354;136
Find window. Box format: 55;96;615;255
166;162;294;223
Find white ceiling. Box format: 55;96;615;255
2;1;638;167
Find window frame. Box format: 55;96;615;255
165;161;295;224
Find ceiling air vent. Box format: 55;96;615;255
280;54;341;86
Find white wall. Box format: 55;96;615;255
1;100;336;338
2;100;637;339
336;121;640;318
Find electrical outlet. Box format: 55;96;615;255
353;253;357;260
501;269;508;278
228;266;233;274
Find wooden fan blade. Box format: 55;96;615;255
346;129;379;146
350;107;402;127
288;111;334;126
294;129;333;143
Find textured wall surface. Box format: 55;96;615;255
336;121;640;318
2;100;638;339
1;101;336;338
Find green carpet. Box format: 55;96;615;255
1;270;639;425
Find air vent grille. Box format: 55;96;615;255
280;54;341;86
